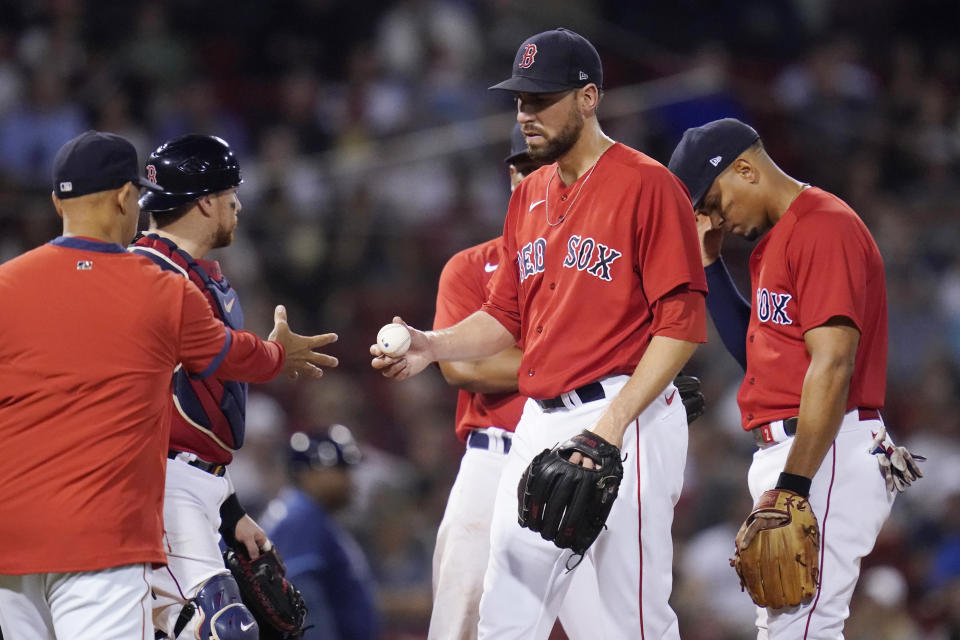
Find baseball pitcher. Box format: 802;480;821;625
374;29;707;640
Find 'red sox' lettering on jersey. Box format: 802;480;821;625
519;235;625;283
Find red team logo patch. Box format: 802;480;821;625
519;44;538;68
146;164;157;184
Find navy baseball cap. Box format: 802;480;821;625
53;130;162;199
288;425;361;471
490;28;602;94
504;123;531;164
668;118;761;210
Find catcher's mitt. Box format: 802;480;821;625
518;430;623;555
674;373;705;424
224;545;308;640
730;489;820;609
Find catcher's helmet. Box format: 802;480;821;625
139;134;242;212
288;424;362;471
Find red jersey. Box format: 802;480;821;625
434;238;527;441
0;237;284;574
482;143;707;399
738;188;887;429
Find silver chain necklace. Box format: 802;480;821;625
544;158;601;227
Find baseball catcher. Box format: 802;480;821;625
730;489;820;609
224;544;308;640
518;430;624;555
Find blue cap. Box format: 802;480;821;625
490;28;602;94
53;130;162;199
668;118;761;210
504;123;530;164
288;424;361;471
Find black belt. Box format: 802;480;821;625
751;408;881;446
168;450;227;477
535;381;605;411
467;429;512;454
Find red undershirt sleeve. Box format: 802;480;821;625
650;285;708;343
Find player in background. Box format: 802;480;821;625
261;426;379;640
0;130;336;640
131;134;336;639
374;29;707;640
669;118;912;638
430;124;707;639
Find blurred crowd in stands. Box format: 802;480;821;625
1;1;958;637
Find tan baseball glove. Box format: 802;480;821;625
730;489;820;609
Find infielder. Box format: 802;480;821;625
131;134;333;639
374;28;707;640
0;130;333;640
669;118;917;638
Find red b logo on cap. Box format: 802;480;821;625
146;164;157;184
518;44;537;69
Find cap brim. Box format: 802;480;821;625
691;185;710;211
489;76;579;93
504;150;534;164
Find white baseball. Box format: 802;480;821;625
377;323;411;357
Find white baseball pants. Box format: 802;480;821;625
748;408;896;639
151;456;232;637
478;375;688;640
429;427;601;640
0;564;152;640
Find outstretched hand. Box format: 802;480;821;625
370;316;434;381
268;305;339;379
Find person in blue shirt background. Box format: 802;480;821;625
262;425;379;640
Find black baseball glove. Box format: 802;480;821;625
674;372;705;424
223;545;308;640
518;430;623;555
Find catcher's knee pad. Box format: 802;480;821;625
184;574;259;640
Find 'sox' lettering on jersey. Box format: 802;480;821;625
563;235;622;282
756;287;793;325
518;238;547;282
